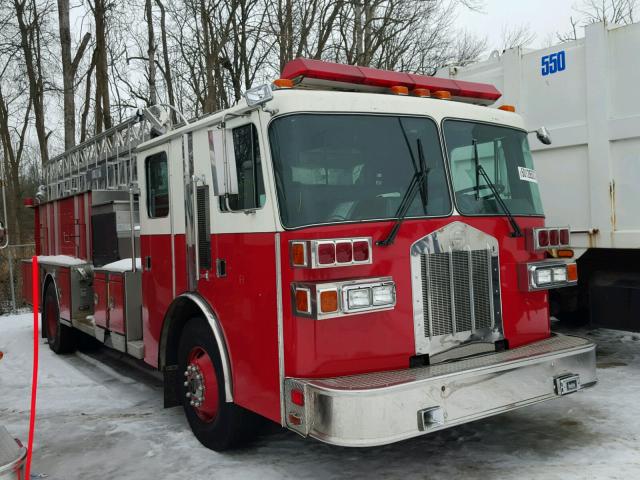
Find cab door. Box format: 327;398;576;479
139;142;178;366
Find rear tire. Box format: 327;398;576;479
177;317;257;451
43;283;77;354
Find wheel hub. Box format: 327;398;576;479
184;364;206;408
183;346;219;422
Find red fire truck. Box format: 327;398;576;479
21;58;597;450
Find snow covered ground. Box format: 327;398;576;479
1;312;639;480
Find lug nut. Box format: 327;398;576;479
186;392;191;398
183;381;189;387
190;400;195;406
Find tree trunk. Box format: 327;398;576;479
155;0;176;121
14;0;48;164
93;0;112;133
57;0;91;150
145;0;157;106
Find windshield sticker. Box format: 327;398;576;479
518;167;537;183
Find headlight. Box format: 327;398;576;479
372;284;395;306
552;267;567;282
348;288;371;309
536;269;552;285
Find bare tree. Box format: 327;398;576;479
57;0;91;149
499;24;536;51
575;0;637;24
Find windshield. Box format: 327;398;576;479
269;114;451;228
443;120;544;216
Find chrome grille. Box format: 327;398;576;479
420;248;494;339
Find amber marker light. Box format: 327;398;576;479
433;90;452;99
291;241;307;267
498;105;516;112
390;85;409;96
273;78;294;89
412;88;431;97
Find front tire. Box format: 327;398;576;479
43;283;76;354
177;317;257;451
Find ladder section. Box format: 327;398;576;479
43;106;180;201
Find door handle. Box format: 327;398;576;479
145;256;152;271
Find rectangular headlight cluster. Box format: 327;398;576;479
292;277;395;320
518;261;578;291
344;282;396;312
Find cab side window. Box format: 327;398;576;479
146;152;169;218
223;124;265;211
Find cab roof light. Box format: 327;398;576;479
280;58;502;105
498;105;516;112
273;78;294;89
433;90;452;100
412;88;431;98
390;85;409;96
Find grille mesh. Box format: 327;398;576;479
471;250;492;330
196;186;211;270
421;248;493;338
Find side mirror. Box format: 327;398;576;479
535;127;552;145
208;127;239;196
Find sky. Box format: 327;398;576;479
457;0;578;55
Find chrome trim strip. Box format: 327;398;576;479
84;193;90;260
284;334;597;447
467;247;475;331
181;292;234;402
275;233;286;425
487;247;495;327
183;133;197;291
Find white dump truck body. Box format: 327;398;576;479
437;21;640;252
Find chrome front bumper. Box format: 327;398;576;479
284;334;597;447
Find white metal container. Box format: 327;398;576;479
437;21;640;252
0;427;26;480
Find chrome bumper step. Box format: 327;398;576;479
284;334;597;447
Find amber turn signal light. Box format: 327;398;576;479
498;104;516;112
295;288;310;314
567;263;578;282
319;289;339;313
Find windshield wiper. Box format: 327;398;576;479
378;136;430;247
472;139;523;238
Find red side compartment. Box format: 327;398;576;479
56;267;71;320
108;274;125;335
94;272;108;329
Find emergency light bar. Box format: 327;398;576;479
280;58;502;105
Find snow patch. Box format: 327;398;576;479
37;255;88;266
99;258;141;272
